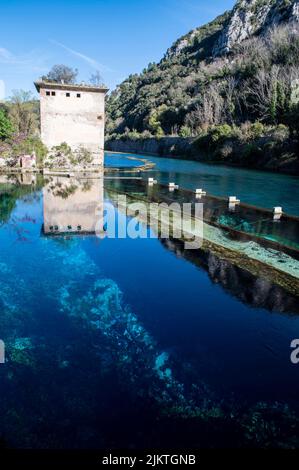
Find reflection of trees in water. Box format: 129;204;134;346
46;178;94;199
0;178;43;225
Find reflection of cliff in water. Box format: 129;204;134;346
161;238;299;315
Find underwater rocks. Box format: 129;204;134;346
58;277;210;415
9;338;36;368
0;182;299;447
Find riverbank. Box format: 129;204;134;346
105;130;299;175
0;147;155;177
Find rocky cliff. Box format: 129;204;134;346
213;0;299;55
164;0;299;59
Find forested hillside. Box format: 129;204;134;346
106;0;299;171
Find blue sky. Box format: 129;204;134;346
0;0;235;99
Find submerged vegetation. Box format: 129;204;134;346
0;179;299;448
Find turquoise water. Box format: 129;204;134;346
104;152;299;216
105;153;145;168
0;177;299;449
104;176;299;259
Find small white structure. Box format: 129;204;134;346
19;153;36;169
169;182;179;191
148;177;157;186
273;206;283;221
228;196;240;212
35;81;108;167
229;196;240;204
195;188;207;197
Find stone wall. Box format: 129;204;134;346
39;86;106;166
105;136;299;174
105;137;196;158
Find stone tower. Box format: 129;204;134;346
34;81;108;166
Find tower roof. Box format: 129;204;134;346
34;81;109;94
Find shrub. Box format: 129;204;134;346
241;143;261;159
140;130;153;139
210;124;233;143
47;143;94;168
12;136;48;166
71;146;93;166
125;129;141;141
250;122;265;139
218;143;233;159
271;124;290;142
0;109;14;141
179;126;192;137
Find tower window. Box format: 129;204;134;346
76;93;81;98
66;92;70;97
46;91;50;96
51;91;56;96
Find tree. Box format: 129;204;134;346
0;109;13;140
89;70;103;86
42;64;78;84
148;108;164;137
8;90;39;136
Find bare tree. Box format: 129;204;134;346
8;90;39;136
244;65;280;122
186;82;224;132
223;77;238;124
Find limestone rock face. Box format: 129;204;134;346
213;0;299;56
165;31;198;58
165;1;299;61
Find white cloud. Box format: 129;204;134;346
0;48;14;62
0;47;23;65
0;46;48;74
50;39;113;73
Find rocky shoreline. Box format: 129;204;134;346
0;155;155;178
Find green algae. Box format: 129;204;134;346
240;402;299;449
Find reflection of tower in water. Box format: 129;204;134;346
42;175;104;236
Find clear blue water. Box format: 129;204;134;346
104;176;299;255
0;177;299;449
104;152;299;216
105;153;145;168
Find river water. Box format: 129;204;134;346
0;165;298;449
105;152;299;215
